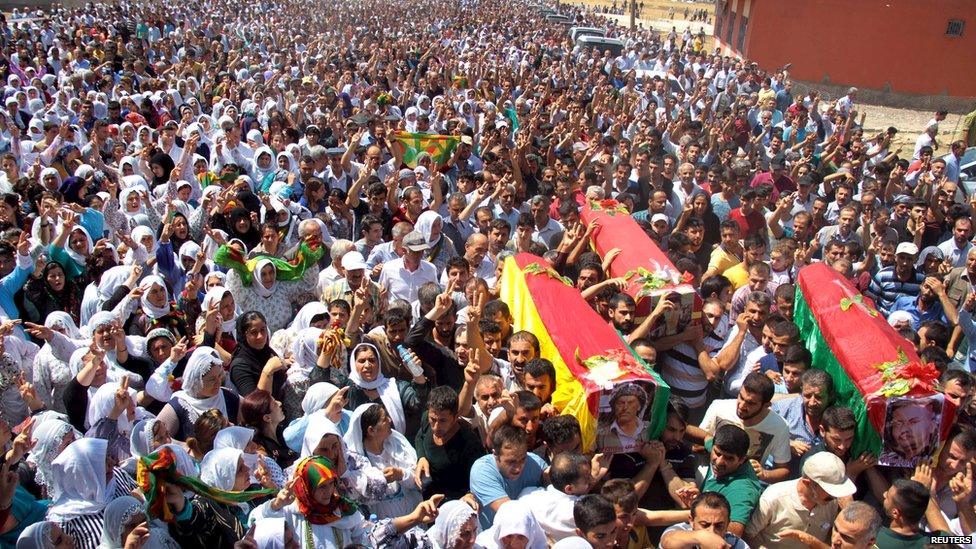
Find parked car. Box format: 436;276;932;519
943;147;976;197
575;35;625;57
569;26;605;43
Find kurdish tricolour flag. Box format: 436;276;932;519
390;131;459;168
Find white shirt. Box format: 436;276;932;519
699;399;792;466
379;257;438;304
519;486;581;542
939;238;972;269
720;324;761;396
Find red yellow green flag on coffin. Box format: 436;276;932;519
499;253;670;451
793;263;955;459
390;131;459;168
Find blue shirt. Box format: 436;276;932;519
771;396;821;446
470;452;546;528
889;295;946;329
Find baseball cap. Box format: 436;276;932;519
398;168;417;181
340;251;367;271
651;213;669;225
895;242;919;256
801;452;856;498
460;135;474;146
402;230;430;252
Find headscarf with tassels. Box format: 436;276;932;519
135;446;276;523
292;456;358;525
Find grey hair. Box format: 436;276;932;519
840;501;881;538
530;195;550;207
329;239;355;262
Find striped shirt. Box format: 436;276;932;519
58;467;138;549
867;266;925;316
660;319;727;409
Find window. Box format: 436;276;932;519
725;10;736;44
737;15;748;51
946;19;965;36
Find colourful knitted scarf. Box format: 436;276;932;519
213;239;324;286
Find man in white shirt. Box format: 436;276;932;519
520;452;591;542
938;217;974;269
913;123;939;160
379;230;439;305
691;372;793;484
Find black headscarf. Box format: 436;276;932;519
149;152;176;187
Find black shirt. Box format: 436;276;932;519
414;414;486;500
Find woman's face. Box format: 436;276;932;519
124;191;140;211
199;363;224;398
69;229;88;255
235;216;251;233
46;264;65;292
177;185;192;202
150;162;164;177
452;516;478;549
218;293;235;322
147;282;167;307
49;523;76;549
312;477;336;505
354;348;379;382
233;456;250;491
500;534;529;549
367;407;393;443
120;510;147;544
93;325;115;354
259;264;276;288
152;420;172;449
429;218;442;243
245;318;268;349
268;398;285;425
277;156;289;170
0;200;15;222
314;434;342;462
261;227;279;249
258;152;272;169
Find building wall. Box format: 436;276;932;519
714;0;976;98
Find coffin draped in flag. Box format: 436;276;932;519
499;253;670;452
794;263;954;464
581;199;701;335
389;131;459;168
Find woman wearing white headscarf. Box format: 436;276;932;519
346;343;429;440
414;210;456;276
427;500;481;549
343;403;422;520
282;382;351;453
225;257;319;333
158;346;239;440
26;415;81;499
198;285;240;351
97;495;179;549
31;311;85;413
84;380;150;462
474;500;548;549
297;411;386;503
47;438;118;549
198;448;253;535
252;516;300;549
15;521;74;549
214;425;286;489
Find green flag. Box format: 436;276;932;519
391;131;460;168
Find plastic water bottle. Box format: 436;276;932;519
397;345;425;378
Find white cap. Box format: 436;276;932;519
801;452;857;498
895;242;919;256
340;251;367;271
651;213;669;225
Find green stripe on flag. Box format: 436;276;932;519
794;288;882;458
392;132;460;168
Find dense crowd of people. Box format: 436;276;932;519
0;0;970;547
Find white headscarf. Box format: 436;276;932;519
139;275;171;320
129;418;158;458
85;381;138;433
475;500;548;549
348;343;405;433
63;225;93;267
343;403;417;467
300;411;343;458
201;285;239;334
15;521;58;549
289;327;323;385
252;258;277;298
172;346;226;423
45;311;81;340
47;438;111;521
214;425;255;451
200;447;243;491
301;382;340;416
289;302;329;331
27;416;80;496
98;495;180;549
252;517;287;549
415;209;443;247
97;265;134;303
427;500;480;549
